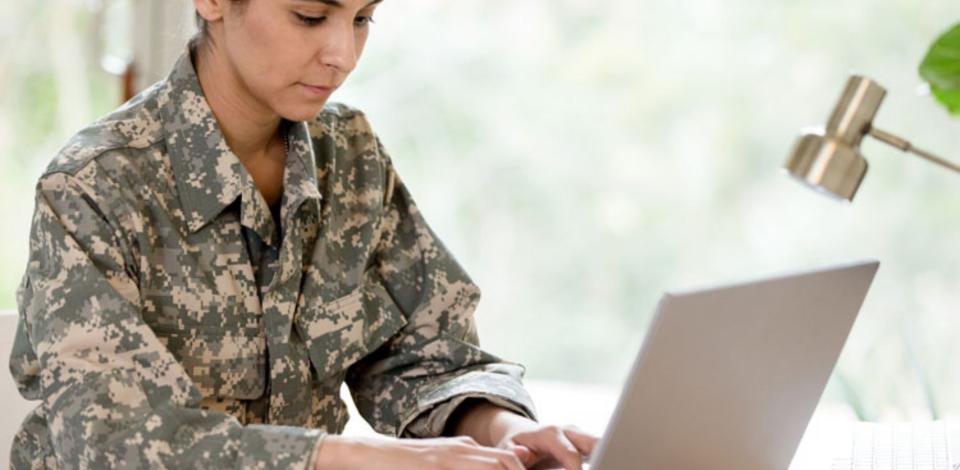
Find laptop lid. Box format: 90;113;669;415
590;260;879;470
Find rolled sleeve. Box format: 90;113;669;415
398;364;538;438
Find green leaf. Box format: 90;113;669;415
919;22;960;114
930;84;960;117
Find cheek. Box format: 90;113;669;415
356;31;370;57
242;24;289;76
237;13;302;72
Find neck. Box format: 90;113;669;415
193;44;283;162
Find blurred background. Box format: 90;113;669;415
1;0;959;423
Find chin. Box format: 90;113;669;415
280;103;328;122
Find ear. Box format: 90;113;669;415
194;0;227;23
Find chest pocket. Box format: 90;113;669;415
294;268;408;382
160;329;267;400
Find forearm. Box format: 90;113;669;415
448;399;532;447
313;435;346;469
313;435;382;470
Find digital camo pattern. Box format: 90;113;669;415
8;47;536;469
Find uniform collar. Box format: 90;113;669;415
158;47;322;245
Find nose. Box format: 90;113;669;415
316;20;357;74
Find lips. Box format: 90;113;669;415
300;83;336;97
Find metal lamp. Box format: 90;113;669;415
784;75;960;201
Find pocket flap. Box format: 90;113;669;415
295;274;408;381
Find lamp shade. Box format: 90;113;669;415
784;76;886;201
785;132;869;202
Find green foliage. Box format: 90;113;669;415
13;72;60;150
920;23;960;116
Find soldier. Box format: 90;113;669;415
9;0;599;468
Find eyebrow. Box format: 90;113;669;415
297;0;383;7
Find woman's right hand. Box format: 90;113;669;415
314;434;527;470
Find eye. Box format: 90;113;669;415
355;15;376;27
294;12;325;26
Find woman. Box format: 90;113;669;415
9;0;598;468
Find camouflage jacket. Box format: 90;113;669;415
8;48;536;469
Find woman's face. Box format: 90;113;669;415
200;0;381;121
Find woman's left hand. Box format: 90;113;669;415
451;400;599;470
496;418;598;470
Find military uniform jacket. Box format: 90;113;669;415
8;48;536;469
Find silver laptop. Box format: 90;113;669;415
587;260;879;470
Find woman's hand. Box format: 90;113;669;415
453;401;600;470
313;434;527;470
497;422;598;470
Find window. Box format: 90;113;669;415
3;0;958;420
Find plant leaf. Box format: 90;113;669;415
930;84;960;117
919;23;960;104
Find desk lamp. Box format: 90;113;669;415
784;76;960;201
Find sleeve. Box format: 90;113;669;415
11;171;323;469
344;138;538;439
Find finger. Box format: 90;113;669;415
563;427;600;457
490;447;527;470
459;454;508;470
467;445;527;470
398;436;474;450
446;440;527;470
454;455;503;470
531;427;583;470
454;435;482;447
506;443;535;466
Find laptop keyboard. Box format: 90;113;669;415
831;421;958;470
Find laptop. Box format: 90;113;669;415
585;260;880;470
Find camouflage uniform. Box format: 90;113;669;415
8;47;536;469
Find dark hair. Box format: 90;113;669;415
190;0;249;50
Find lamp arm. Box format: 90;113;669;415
867;125;960;175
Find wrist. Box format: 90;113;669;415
487;407;538;447
453;401;533;447
313;435;352;470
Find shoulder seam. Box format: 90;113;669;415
41;137;165;178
